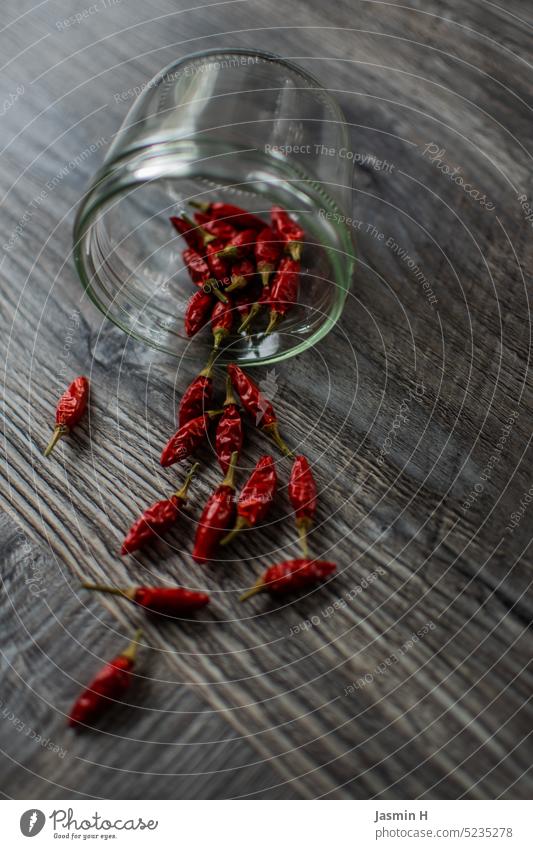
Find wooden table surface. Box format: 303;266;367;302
1;0;532;800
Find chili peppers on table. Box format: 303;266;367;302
193;451;238;563
161;411;221;467
68;629;142;728
44;376;89;457
82;583;209;616
178;358;215;428
222;455;277;545
215;374;243;474
288;455;318;557
240;559;336;602
227;364;292;456
121;464;198;554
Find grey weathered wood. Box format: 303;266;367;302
1;0;533;799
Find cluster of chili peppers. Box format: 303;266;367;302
173;200;304;340
45;217;336;728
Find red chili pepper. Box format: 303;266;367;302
288;455;318;557
193;451;239;563
222;455;277;545
226;258;255;293
227;364;291;456
82;583;209;615
206;241;231;283
170;215;214;250
217;229;257;259
44;376;89;457
190;200;264;230
211;299;234;351
215;374;243;474
121;464;198;553
240;559;336;602
271;206;305;261
161;411;221;467
235;290;256;324
68;629;142;728
194;211;238;242
183;247;210;284
254;227;282;286
266;257;300;334
178;356;215;428
185;289;213;337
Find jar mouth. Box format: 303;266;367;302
73;51;354;367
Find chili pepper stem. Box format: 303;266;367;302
212;329;228;351
265;311;281;336
238;302;261;334
189;200;210;212
239;578;266;602
296;517;313;558
44;424;68;457
174;461;200;499
223;373;238;407
200;351;216;378
182;213;215;246
263;422;292;457
258;265;274;287
288;242;302;261
81;583;136;601
121;628;143;663
222;450;239;490
225;277;245;293
212;287;229;304
220;515;250;546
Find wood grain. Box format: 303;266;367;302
1;0;532;799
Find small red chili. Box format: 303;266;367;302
254;227;282;286
183;247;210;285
44;375;89;457
266;257;300;335
222;455;277;545
161;411;222;467
240;559;336;602
190;200;264;230
193;450;239;563
185;289;213;337
227;364;292;456
215;374;243;474
288;455;318;557
271;206;305;261
178;356;215;428
237;283;271;334
226;258;255;293
206;240;231;283
193;211;238;242
82;582;209;615
68;629;142;728
211;299;234;351
121;464;198;554
217;228;257;259
170;214;214;250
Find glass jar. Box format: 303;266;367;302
73;49;354;366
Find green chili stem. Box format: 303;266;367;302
220;515;249;546
239;578;265;602
174;462;199;500
121;628;143;663
44;424;68;457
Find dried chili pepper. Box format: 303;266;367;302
161;412;221;467
82;583;209;615
44;376;89;457
178;357;215;428
215;374;243;474
216;229;257;259
68;629;142;728
170;215;214;250
185;289;213;337
288;455;317;557
265;256;300;334
222;455;277;545
240;559;335;602
121;464;198;553
206;241;231;283
227;364;291;456
194;211;238;242
255;226;282;286
193;451;238;563
190;200;264;230
183;247;210;284
235;290;256;325
211;299;233;350
238;283;271;334
271;206;305;261
226;258;255;293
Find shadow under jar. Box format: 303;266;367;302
74;49;355;366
